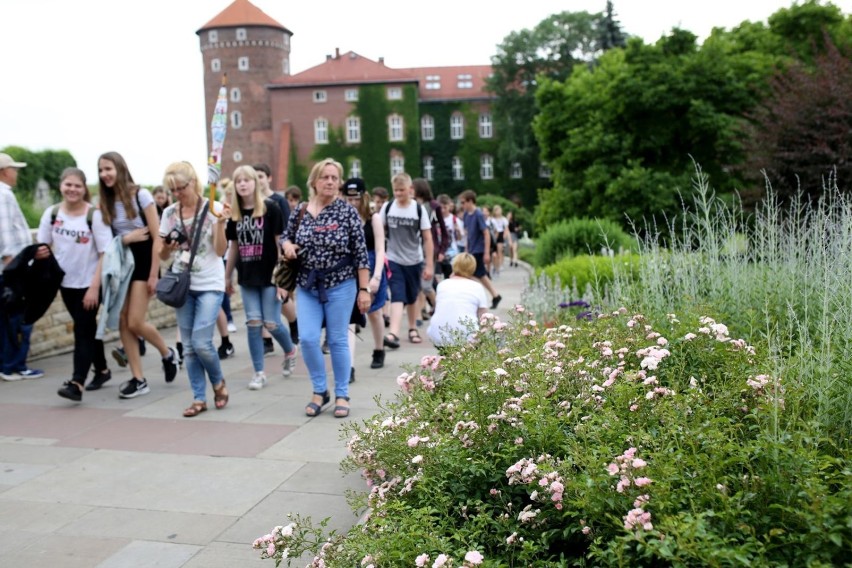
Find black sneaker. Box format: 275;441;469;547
176;342;184;367
370;349;385;369
138;338;146;356
491;295;503;310
58;381;83;402
118;377;150;399
217;342;235;359
383;314;390;328
112;347;128;368
263;338;274;356
289;321;299;345
322;339;330;354
350;367;355;383
85;369;112;391
162;348;178;383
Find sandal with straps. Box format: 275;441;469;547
334;396;351;418
183;401;207;418
408;328;423;344
213;379;229;410
305;391;330;417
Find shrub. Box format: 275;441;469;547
254;307;850;566
534;217;636;267
536;253;640;308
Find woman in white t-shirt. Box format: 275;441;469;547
159;162;231;418
427;253;489;349
489;205;511;276
38;167;114;402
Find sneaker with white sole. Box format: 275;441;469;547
227;321;237;333
282;349;298;377
118;377;150;399
248;371;267;390
162;348;178;383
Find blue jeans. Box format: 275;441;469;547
175;290;225;402
296;280;356;399
240;285;294;373
1;311;32;374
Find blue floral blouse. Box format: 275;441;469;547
286;199;369;291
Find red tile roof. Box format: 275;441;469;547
270;51;416;88
197;0;290;33
402;65;494;101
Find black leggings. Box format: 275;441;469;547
60;287;107;384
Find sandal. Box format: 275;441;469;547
305;391;330;417
183;401;207;418
334;396;350;418
213;379;229;410
408;328;423;344
383;333;400;349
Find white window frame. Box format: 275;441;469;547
230;111;242;129
390;155;405;177
423;156;434;181
236;28;247;41
450;113;464;140
345;88;359;102
211;58;221;72
387;87;402;100
425;74;441;90
479;113;493;138
452;156;464;181
230;87;241;102
208;30;218;43
346;116;361;143
421;115;435;141
388;114;404;142
238;56;249;71
457;73;473;89
313;90;327;103
480;155;494;180
233;150;243;162
510;162;523;179
350;159;361;179
539;164;552;178
314;118;329;144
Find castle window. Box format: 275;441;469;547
479;113;493;138
238;56;249;71
230;111;242;129
349;159;361;179
423;156;434;181
208;30;218;43
421;115;434;141
314;118;329;144
345;89;359;102
236;28;247;41
539;164;552;179
388;114;404;142
390;155;405;177
425;75;441;90
233;150;243;162
452;157;464;180
283;33;290;48
283;60;289;75
457;73;473;89
313;90;327;103
346;116;361;143
480;154;494;180
450;113;464;140
510;162;523;179
230;88;241;103
211;58;221;72
387;87;402;100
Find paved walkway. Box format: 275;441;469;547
0;265;528;567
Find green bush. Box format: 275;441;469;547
253;308;851;566
536;253;640;306
534;217;636;267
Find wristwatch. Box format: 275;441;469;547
359;287;370;293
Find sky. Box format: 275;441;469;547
2;0;850;188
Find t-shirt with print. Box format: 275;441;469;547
382;199;431;266
463;208;488;254
109;188;155;236
225;198;283;288
442;213;464;258
36;204;113;289
159;199;226;292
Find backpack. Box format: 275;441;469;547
50;203;95;231
382;197;424;236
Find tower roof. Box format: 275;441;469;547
197;0;290;34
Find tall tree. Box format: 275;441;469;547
600;1;627;50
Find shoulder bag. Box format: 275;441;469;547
273;204;308;292
156;200;209;308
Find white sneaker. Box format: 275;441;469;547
248;371;267;390
282;348;298;377
227;321;237;333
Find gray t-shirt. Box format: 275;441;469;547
382;199;431;266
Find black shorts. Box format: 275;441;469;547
388;261;423;305
473;253;489;278
129;239;154;282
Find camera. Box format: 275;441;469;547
164;229;188;246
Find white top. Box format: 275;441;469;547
110;188;155;236
159;200;226;292
490;216;508;235
442;213;465;257
427;276;489;346
37;204;112;289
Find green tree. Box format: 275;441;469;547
1;146;76;197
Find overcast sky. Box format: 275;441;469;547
2;0;849;188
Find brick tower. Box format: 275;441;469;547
197;0;292;183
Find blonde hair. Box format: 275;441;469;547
231;165;266;220
391;172;412;189
162;161;202;198
306;158;343;198
452;252;476;278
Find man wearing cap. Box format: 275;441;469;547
0;153;47;380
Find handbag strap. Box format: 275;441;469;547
183;200;209;274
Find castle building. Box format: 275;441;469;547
197;0;538;198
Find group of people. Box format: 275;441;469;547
0;151;521;419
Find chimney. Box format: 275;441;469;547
326;54;331;61
335;47;340;59
379;56;384;65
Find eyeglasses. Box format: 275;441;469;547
171;182;190;193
